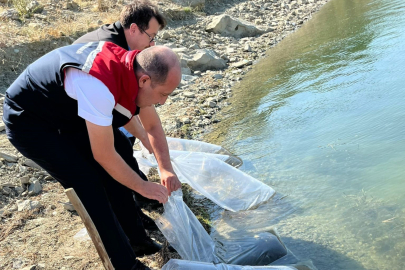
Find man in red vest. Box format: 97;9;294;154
3;42;181;270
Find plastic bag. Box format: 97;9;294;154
166;137;243;167
135;149;275;212
161;259;299;270
171;152;275;212
214;232;288;266
156;189;216;262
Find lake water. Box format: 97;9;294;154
206;0;405;269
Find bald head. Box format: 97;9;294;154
134;45;181;86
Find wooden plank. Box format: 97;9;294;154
65;188;114;270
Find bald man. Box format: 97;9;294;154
3;42;181;270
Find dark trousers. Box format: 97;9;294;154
6;125;147;270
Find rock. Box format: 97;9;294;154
26;1;44;13
0;97;4;104
2;186;12;195
61;202;75;211
0;152;18;163
171;0;204;8
213;74;223;79
64;1;79;10
182;74;198;81
21;265;36;270
181;118;191;124
12;258;25;269
44;175;53;181
0;9;20;21
243;43;252;52
17;200;42;211
28;23;42;29
20;176;30;185
181;67;192;75
160;31;172;39
231;59;252;68
28;180;42;195
0;123;4;132
183;92;195;98
207;98;217;108
206;14;268;38
24;159;42;169
186;49;227;71
15;186;25;195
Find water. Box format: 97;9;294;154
206;0;405;269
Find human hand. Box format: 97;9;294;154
138;181;168;204
160;170;181;196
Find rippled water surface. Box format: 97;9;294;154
206;0;405;269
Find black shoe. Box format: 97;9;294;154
132;238;162;257
139;212;159;232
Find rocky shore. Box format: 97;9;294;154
0;0;330;269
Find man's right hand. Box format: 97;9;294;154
138;181;169;204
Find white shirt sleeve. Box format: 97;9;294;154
64;67;115;126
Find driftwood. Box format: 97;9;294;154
65;188;114;270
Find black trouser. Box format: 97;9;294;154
6;124;147;270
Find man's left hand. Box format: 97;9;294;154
160;170;181;196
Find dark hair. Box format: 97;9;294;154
134;48;170;85
120;0;166;31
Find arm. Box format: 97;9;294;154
123;115;153;153
85;120;168;203
138;106;181;195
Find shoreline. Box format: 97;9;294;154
0;0;331;268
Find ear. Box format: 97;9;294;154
138;74;151;88
130;23;138;35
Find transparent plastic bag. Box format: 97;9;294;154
161;259;299;270
156;189;216;262
166;137;243;167
214;232;288;266
171;152;275;212
135;149;275;212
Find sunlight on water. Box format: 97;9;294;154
206;0;405;269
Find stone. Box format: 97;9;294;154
2;186;12;195
171;0;204;8
44;175;53;180
21;265;37;270
207;98;217;108
20;176;30;185
26;1;44;13
28;180;42;195
183;92;195;98
181;67;192;75
231;59;252;68
186;49;227;71
62;202;75;211
64;1;79;10
213;74;223;79
206;14;269;38
12;258;25;269
24;159;42;169
243;43;252;52
28;23;42;29
0;9;20;21
0;152;18;163
17;200;42;211
0;123;5;132
181;118;191;124
15;186;25;195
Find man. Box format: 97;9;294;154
3;42;181;270
74;0;178;210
